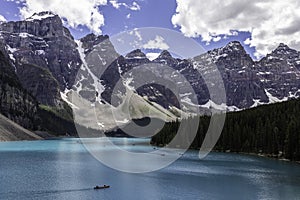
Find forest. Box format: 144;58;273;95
151;99;300;161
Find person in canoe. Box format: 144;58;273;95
94;185;110;190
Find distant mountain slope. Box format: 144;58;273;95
0;113;42;141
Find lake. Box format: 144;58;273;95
0;138;300;200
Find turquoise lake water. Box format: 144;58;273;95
0;138;300;200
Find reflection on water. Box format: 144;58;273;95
0;138;300;200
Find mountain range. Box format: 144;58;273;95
0;11;299;138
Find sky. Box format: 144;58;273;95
0;0;300;59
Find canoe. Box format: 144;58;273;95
94;185;110;190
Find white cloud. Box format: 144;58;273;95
110;0;141;11
126;13;131;19
0;15;6;22
6;0;25;3
172;0;300;58
143;36;170;50
110;0;120;9
212;36;221;42
129;2;141;11
126;29;143;49
19;0;107;34
129;28;142;41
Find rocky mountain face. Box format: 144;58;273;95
75;33;122;105
0;12;300;133
0;11;81;107
72;34;181;132
130;41;299;110
83;39;299;111
255;43;300;100
193;41;269;109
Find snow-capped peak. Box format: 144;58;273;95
26;11;57;21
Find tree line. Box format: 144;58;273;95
151;99;300;161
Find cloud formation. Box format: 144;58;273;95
19;0;107;34
0;15;6;22
143;35;170;50
172;0;300;58
110;0;141;11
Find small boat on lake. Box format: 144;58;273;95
94;185;110;190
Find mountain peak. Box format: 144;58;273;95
207;40;247;59
216;41;249;58
125;49;147;59
0;11;70;39
228;41;242;45
278;43;289;48
26;11;58;21
274;43;291;51
158;50;173;59
271;43;297;55
80;33;109;44
225;41;244;49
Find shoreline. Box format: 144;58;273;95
1;137;300;164
211;150;300;164
152;142;300;164
0;136;81;143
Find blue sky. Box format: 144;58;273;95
0;0;257;58
2;0;294;59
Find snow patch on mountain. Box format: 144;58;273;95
60;90;78;109
265;89;288;103
26;12;56;21
76;40;105;102
250;99;265;108
19;32;33;38
201;100;240;112
6;45;17;63
146;52;160;61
